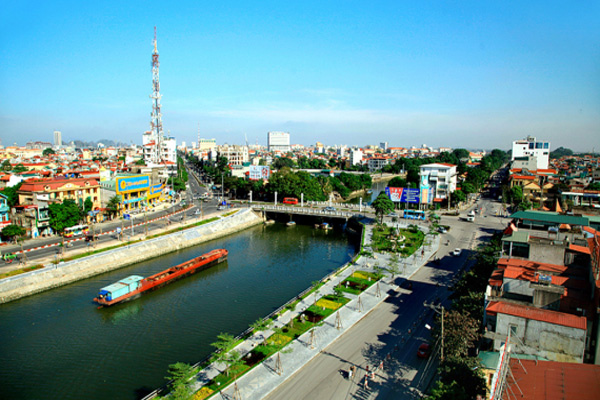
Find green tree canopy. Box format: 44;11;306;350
272;157;296;170
371;192;395;223
106;195;121;218
12;164;27;174
1;224;26;243
43;148;55;156
1;182;23;207
49;199;83;234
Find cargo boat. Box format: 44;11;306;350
93;249;228;307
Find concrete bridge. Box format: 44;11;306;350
249;203;374;219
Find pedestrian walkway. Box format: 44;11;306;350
182;221;441;400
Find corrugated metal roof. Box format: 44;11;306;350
486;301;586;330
568;244;591;255
511;210;590;226
501;231;530;243
506;359;600;400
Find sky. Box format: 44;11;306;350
1;1;599;151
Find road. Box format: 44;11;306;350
265;196;506;400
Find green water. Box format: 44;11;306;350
0;223;358;400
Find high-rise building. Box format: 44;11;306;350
268;131;291;152
53;130;62;147
511;136;550;170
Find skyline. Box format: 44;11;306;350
1;1;599;151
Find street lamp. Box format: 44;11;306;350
424;301;445;361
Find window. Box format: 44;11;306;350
544;143;549;149
529;143;534;149
509;324;518;337
536;142;543;149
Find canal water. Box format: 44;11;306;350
0;223;358;400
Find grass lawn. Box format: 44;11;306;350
371;224;425;256
0;264;44;280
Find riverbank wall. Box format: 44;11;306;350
0;209;263;304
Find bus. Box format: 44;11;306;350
64;224;89;238
283;197;299;205
402;210;426;220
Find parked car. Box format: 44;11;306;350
437;227;447;233
324;206;336;212
417;343;431;359
388;212;399;217
452;248;461;256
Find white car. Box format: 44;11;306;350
452;248;461;256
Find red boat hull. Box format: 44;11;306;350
94;249;228;307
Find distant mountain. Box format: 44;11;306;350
72;139;130;148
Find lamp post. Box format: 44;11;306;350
424;301;445;362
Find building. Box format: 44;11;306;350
349;149;363;166
101;175;164;214
54;130;62;147
380;142;388;151
197;139;217;151
0;193;11;238
368;158;389;172
218;145;249;167
419;163;457;200
485;301;587;363
512;136;551;170
268;132;291;153
17;177;101;236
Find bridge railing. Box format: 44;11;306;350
251;204;374;217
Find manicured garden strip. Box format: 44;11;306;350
0;264;44;279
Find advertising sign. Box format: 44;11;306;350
249;166;271;181
116;175;151;194
150;183;163;195
385;187;421;204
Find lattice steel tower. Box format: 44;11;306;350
149;26;163;163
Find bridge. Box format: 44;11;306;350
249;203;374;219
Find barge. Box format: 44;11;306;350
93;249;228;307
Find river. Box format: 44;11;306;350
0;223;358;400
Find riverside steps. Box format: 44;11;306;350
0;208;263;303
166;220;441;400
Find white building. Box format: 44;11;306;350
419;163;457;200
218;145;249;166
268;131;291;152
512;136;550;170
53;130;62;147
380;142;388;151
197;138;217;151
142;132;177;166
350;149;363;166
368;158;389;172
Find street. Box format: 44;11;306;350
265;196;506;400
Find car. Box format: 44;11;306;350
388;212;399;217
452;248;461;256
194;209;202;215
217;205;226;211
324;206;336;212
417;343;431;359
437;227;447;233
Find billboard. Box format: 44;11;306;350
116;175;151;194
249;166;271;181
385;187;421;204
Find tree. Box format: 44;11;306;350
451;189;466;205
1;182;23;207
437;356;487;400
83;197;93;216
49;199;83;234
210;332;237;376
1;224;26;243
135;158;146;165
12;164;27;174
106;195;121;219
587;182;600;191
372;192;394;223
1;160;11;171
272;157;296;170
164;362;196;399
461;182;476;195
388;177;407;188
434;310;480;359
43;148;55;156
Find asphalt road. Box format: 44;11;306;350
265;196;506;400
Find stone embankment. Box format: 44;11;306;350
0;209;263;304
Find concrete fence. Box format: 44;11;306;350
0;209;263;304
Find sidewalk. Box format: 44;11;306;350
184;221;441;400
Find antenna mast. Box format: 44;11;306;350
149;26;164;164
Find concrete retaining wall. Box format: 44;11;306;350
0;209;263;304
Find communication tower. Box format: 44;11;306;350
149;26;163;163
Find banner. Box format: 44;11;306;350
249;166;270;181
116;175;151;194
385;187;421;204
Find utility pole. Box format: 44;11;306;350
424;301;445;362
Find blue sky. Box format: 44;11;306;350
1;1;599;151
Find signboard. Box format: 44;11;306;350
150;183;163;195
249;166;271;181
116;227;121;234
385;187;421;204
116;175;151;194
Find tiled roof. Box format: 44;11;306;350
505;359;600;400
486;301;586;330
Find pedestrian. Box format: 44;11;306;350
348;365;353;380
364;373;369;389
